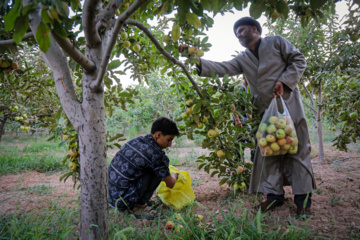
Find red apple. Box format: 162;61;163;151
286;136;294;144
261;146;273;156
285;116;292;125
277;138;287;146
166;221;175;229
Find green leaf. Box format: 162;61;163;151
41;8;53;25
185;12;201;29
310;0;327;10
4;0;23;31
249;2;265;19
36;21;51;52
234;0;244;11
108;60;121;70
171;23;181;42
219;177;228;185
13;15;29;44
53;21;68;39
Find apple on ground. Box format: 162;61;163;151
258;138;268;147
265;134;276;143
166;221;175;229
195;214;204;222
275;129;286;139
270;142;280;152
261;146;273;156
288;146;298;154
175;224;183;233
266;124;277;134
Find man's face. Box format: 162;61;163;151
236;25;254;48
154;132;175;150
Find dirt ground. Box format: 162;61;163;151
0;143;359;239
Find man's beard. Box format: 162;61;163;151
239;34;253;48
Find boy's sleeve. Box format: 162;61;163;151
151;154;171;180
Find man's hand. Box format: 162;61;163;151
273;81;284;97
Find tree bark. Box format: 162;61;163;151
0;115;7;141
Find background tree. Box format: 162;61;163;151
1;0;343;238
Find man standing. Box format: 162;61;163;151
194;17;316;217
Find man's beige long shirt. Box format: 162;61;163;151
199;35;316;195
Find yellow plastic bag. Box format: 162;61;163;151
155;165;196;210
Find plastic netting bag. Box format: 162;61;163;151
256;96;298;157
155;165;196;210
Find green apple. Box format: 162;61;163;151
207;129;216;138
197;122;204;129
256;131;263;140
68;161;77;171
259;123;267;132
181;112;189;120
275;129;286;139
291;137;298;147
258;138;268;147
349;112;358;119
120;32;128;40
269;116;278;124
284;125;292;135
288;146;298;154
196;49;204;57
133;43;141;52
233;182;239;190
162;35;170;43
188;47;197;54
270;142;280;152
280;149;288;155
266;134;276;143
275;119;286;129
186;107;192;114
201;116;208;123
217;150;225;158
123;40;131;48
281;144;291;151
15;117;20;121
239;182;246;189
214;128;220;137
266;124;276;134
185;99;193;107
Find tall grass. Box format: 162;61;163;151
0;138;67;176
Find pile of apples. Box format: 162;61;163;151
256;115;298;156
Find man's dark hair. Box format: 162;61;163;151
151;117;180;136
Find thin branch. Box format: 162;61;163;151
0;32;34;46
83;0;102;47
90;0;147;92
51;32;96;73
302;99;317;114
125;19;225;146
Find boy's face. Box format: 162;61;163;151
153;131;175;150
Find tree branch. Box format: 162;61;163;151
97;0;125;23
90;0;147;92
125;19;225;146
51;32;96;73
302;99;317;114
26;1;81;128
83;0;102;47
0;32;34;46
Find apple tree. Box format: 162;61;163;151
1;0;344;238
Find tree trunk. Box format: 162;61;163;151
316;106;325;161
0;115;7;141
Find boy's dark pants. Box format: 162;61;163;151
135;171;161;206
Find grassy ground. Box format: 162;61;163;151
0;128;358;239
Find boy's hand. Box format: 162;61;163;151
171;172;179;181
163;172;179;188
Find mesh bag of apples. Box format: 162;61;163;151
256;97;298;156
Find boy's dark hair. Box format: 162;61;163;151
151;117;180;136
